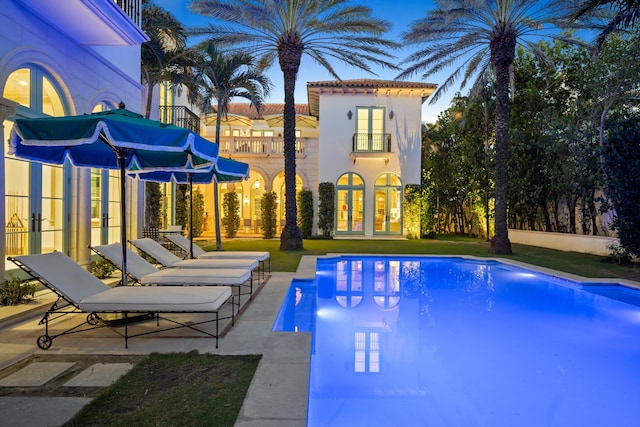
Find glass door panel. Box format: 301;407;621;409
107;170;121;243
39;164;64;253
5;157;30;257
388;188;402;233
90;169;104;245
351;190;363;232
375;190;386;233
337;189;349;232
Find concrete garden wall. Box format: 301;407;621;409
508;229;619;256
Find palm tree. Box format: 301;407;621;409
574;0;640;50
189;0;399;250
188;41;272;251
398;0;578;254
141;0;191;118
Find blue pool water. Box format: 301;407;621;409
273;256;640;427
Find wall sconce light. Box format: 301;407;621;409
243;197;250;204
347;110;353;120
389;110;394;120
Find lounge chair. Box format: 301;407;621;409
8;252;232;349
129;238;259;272
165;234;270;276
90;243;255;316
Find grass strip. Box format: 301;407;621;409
64;351;260;427
201;236;640;281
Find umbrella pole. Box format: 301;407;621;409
188;173;194;259
118;153;128;286
213;176;222;251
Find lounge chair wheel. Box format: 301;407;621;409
37;335;52;350
87;312;100;325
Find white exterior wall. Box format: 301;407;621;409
508;229;619;256
1;1;144;276
317;92;423;237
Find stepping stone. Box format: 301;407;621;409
63;363;134;387
0;362;75;387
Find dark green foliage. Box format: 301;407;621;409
191;189;205;238
1;276;37;305
317;182;335;238
602;115;640;257
145;182;163;228
260;191;277;239
175;184;189;231
222;191;240;238
90;259;116;279
403;184;422;239
297;189;313;238
174;185;205;237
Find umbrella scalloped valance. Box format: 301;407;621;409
8;107;220;286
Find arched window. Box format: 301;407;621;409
336;172;365;234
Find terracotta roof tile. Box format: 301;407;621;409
306;79;437;90
217;103;309;119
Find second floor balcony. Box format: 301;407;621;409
219;137;307;157
352;133;392;153
159;106;200;134
351;133;394;165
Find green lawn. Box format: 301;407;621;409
199;235;640;282
65;352;260;427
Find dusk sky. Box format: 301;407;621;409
152;1;460;123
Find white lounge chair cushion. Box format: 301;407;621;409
172;258;258;270
166;235;269;261
197;251;270;261
139;268;251;286
79;286;231;312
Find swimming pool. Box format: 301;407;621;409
273;256;640;427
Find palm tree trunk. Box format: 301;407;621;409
214;100;224;250
489;40;514;254
279;47;303;250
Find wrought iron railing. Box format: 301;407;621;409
219;137;306;156
159;106;201;134
352;133;391;153
114;0;141;27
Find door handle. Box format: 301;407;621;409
31;213;44;232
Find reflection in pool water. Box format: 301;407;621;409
273;256;640;427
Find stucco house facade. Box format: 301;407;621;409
191;79;435;239
1;0;147;279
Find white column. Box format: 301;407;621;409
75;167;92;267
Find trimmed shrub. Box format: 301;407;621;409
318;182;335;238
222;191;240;238
298;189;313;238
261;191;278;239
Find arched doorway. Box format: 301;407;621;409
3;65;69;258
336;173;364;235
374;173;402;235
